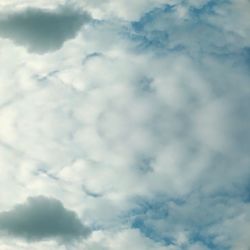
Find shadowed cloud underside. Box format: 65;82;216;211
0;6;91;53
0;196;90;242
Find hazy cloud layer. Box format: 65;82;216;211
0;6;91;53
0;196;90;242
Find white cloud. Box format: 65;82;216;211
0;1;250;249
84;229;177;250
72;0;170;20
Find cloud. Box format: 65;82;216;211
84;229;175;250
0;196;90;242
70;0;169;20
0;1;250;250
0;6;91;53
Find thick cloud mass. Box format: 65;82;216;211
0;0;250;250
0;196;90;241
0;6;90;53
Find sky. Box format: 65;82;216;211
0;0;249;249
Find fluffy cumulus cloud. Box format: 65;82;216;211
0;196;90;242
0;5;91;53
0;0;250;249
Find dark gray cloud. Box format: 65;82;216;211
0;196;90;242
0;6;91;53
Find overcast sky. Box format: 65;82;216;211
0;0;250;249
